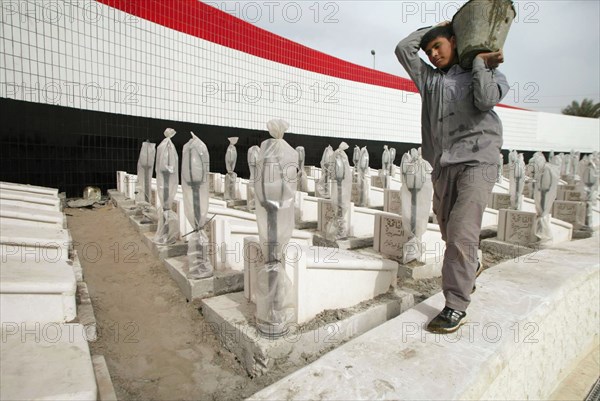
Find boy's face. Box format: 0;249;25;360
424;36;456;69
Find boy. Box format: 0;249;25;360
395;22;509;333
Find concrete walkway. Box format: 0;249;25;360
249;237;599;400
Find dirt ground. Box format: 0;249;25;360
66;203;515;401
66;204;286;401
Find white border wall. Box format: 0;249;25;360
1;0;598;152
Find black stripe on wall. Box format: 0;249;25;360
1;98;536;197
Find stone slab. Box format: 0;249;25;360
202;289;414;377
227;199;247;208
163;256;244;301
312;234;374;250
397;260;443;280
92;355;118;401
0;323;97;400
249;237;600;400
0;256;77;324
129;214;158;233
481;237;538;260
141;232;187;260
295;220;318;230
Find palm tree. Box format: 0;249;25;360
561;98;600;118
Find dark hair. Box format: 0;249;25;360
420;26;454;50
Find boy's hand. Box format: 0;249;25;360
477;50;504;69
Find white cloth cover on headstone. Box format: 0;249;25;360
154;128;180;245
509;151;525;210
325;142;351;240
379;145;390;188
389;147;396;176
296;146;308;192
135;141;156;203
224;137;238;200
254;119;296;336
534;157;558;243
356;146;370;207
497;153;504;184
400;148;433;263
247;145;260;211
182;132;213;278
582;159;599;228
317;145;334;198
352;145;360;167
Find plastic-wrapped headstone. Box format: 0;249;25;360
153;128;180;245
356;147;370;207
247;145;260;211
497;153;504;184
559;153;567;176
534;155;558;243
296;146;308;192
389;147;396;176
379;145;390;189
317;146;334;198
352;145;360;182
509;150;525;210
578;155;588;181
181;132;213;279
135;141;156;204
224;137;238;200
582;159;599;229
549;150;555;164
352;145;360;168
325;142;351;241
400;148;433;263
254;119;297;338
529;152;546;193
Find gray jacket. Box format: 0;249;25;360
395;27;510;172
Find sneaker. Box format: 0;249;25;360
426;306;467;334
472;262;484;294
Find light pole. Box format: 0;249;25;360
371;49;376;69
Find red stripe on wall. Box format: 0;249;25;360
96;0;524;110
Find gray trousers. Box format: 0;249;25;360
432;164;496;311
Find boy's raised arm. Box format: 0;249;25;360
472;54;510;111
395;28;433;93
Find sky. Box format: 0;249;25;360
204;0;600;114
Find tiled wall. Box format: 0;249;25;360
0;0;597;195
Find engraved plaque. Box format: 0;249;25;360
552;200;585;226
384;189;402;214
497;209;536;245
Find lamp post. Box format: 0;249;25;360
371;49;376;69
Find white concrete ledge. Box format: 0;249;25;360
249;237;599;400
0;323;97;401
0;188;61;209
0;181;59;196
1;255;77;324
1;203;66;228
0;223;72;261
